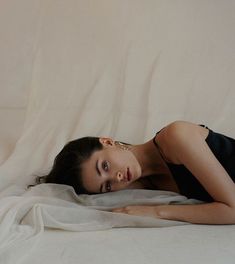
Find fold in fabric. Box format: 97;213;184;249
0;183;204;264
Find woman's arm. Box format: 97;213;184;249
112;202;235;224
157;121;235;224
157;202;235;224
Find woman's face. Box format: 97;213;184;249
81;138;142;194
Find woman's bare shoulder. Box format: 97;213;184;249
159;120;209;142
155;120;209;164
159;120;205;134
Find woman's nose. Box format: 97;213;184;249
116;171;125;182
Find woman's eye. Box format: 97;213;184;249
102;161;109;171
106;181;112;192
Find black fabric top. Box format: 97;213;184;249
153;124;235;202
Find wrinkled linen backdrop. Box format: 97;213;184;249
0;0;235;263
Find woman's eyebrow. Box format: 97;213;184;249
96;160;103;193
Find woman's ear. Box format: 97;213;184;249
99;137;115;147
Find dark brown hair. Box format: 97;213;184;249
28;137;103;195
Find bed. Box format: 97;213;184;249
1;0;235;263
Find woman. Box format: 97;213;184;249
31;121;235;224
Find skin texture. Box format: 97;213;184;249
82;121;235;224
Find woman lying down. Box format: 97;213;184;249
30;121;235;225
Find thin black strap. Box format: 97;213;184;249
152;134;170;163
152;135;159;149
199;124;209;129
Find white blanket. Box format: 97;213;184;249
0;183;203;263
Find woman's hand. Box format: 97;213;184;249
112;205;163;219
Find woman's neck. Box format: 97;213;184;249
129;139;166;178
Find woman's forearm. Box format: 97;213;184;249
157;202;235;224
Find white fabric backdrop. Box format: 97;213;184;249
0;0;235;263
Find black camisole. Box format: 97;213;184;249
153;124;235;202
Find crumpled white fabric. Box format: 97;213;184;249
0;183;204;263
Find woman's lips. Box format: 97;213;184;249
127;168;132;181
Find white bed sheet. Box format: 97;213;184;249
1;0;235;263
24;225;235;264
